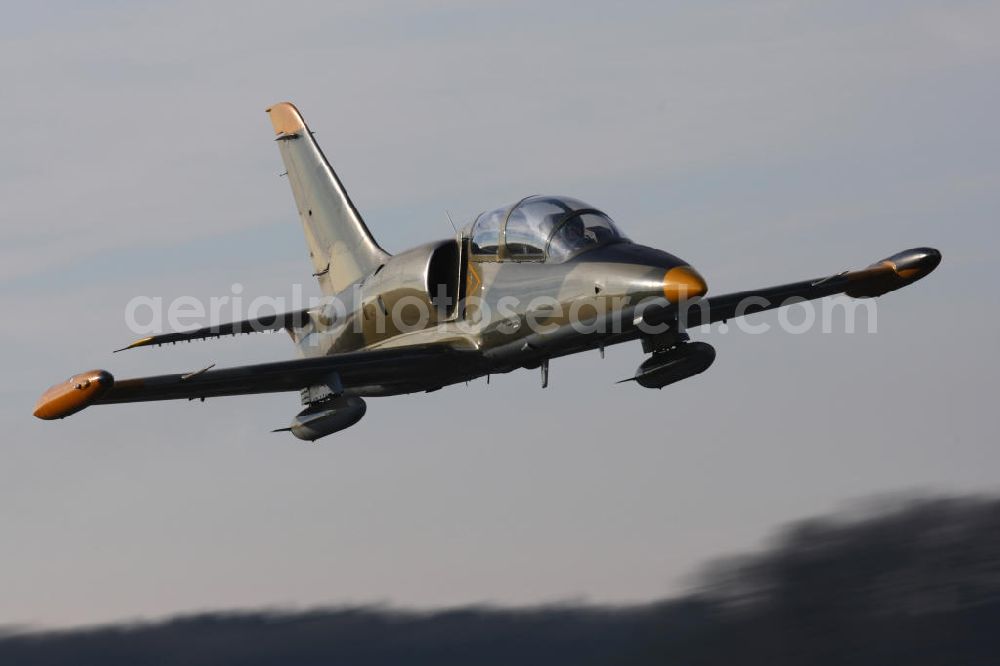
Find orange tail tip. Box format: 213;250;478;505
265;101;306;137
34;370;114;420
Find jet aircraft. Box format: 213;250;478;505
34;102;941;440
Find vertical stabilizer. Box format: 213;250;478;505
267;102;389;294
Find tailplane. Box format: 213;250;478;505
267;102;389;294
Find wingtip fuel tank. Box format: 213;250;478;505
846;247;942;298
34;370;114;420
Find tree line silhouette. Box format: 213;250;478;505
3;495;998;664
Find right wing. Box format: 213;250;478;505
34;346;485;419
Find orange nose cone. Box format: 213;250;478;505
663;265;708;303
33;370;113;420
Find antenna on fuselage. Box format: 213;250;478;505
444;210;458;235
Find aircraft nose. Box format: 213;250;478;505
663;265;707;303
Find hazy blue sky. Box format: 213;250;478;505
3;1;998;627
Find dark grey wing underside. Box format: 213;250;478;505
644;247;942;328
98;347;485;404
681;274;852;327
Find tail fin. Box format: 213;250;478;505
266;102;389;295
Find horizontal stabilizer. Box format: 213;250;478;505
114;309;312;352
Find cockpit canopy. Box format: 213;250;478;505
468;195;628;262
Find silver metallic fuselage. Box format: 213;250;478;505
292;238;703;396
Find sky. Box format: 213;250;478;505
2;0;998;627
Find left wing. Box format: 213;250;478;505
34;346;485;420
645;247;941;328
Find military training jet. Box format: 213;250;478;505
34;102;941;440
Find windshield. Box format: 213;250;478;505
546;210;623;262
470;195;627;262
